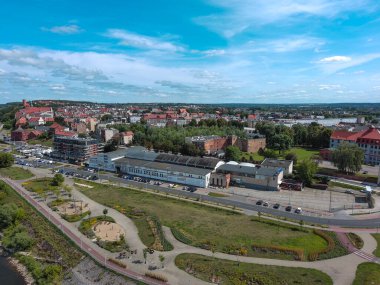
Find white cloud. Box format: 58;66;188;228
105;29;185;52
41;24;83;34
319;56;351;62
50;84;65;91
317;53;380;74
196;0;377;38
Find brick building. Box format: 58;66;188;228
185;135;266;154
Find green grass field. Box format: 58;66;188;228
372;234;380;258
242;147;319;163
353;262;380;285
75;180;330;260
22;178;59;193
0;166;34;180
175;253;333;285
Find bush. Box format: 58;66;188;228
61;211;91;222
2;224;34;251
347;233;364;249
171;228;192;245
252;244;305;261
148;215;173;251
145;272;168;282
308;230;348;261
0;153;14;168
108;258;127;268
18;255;62;285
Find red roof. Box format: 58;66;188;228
358;127;380;140
55;131;77;137
28;117;42;122
50;122;64;130
331;130;362;141
331;127;380;142
248;114;257;120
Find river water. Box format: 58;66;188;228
0;256;26;285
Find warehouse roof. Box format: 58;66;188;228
114;158;213;176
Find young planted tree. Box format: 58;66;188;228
159;254;165;268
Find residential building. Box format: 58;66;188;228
11;127;43;141
329;126;380;165
51;136;102;163
119;131;134;145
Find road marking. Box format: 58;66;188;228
354;250;376;262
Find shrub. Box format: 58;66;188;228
148;215;173;251
252;244;305;261
145;272;168;282
171;228;192;245
108;258;127;268
347;233;364;249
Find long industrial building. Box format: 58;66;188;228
96;147;285;190
114;147;224;188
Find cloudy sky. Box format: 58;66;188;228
1;0;380;104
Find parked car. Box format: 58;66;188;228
273;203;280;209
263;201;269;207
256;200;263;206
285;205;292;212
295;207;302;214
345;190;354;194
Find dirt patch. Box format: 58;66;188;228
92;221;125;242
56;201;90;216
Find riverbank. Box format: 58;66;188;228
8;256;34;285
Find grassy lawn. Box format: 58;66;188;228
28;138;53;147
22;178;59;193
372;234;380;258
0;166;34;180
75;180;331;260
353;262;380;285
175;253;333;285
329;181;364;191
242;147;319;163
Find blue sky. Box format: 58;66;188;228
1;0;380;104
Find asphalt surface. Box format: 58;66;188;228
60;167;380;229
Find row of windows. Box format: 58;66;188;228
126;166;203;179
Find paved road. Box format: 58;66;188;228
61;167;380;229
1;177;166;285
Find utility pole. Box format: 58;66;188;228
329;188;332;212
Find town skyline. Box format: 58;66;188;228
1;0;380;104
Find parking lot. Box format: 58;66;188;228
213;186;365;213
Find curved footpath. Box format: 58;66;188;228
2;171;380;285
62;167;380;229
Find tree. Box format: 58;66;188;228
271;134;293;153
104;139;118;153
103;208;108;216
297;159;317;186
285;152;298;165
2;224;34;251
0;203;19;229
159;254;165;268
332;142;364;173
143;248;148;264
0;153;14;168
51;173;64;186
101;114;113;122
225;146;241;161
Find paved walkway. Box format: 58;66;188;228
3;167;380;285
